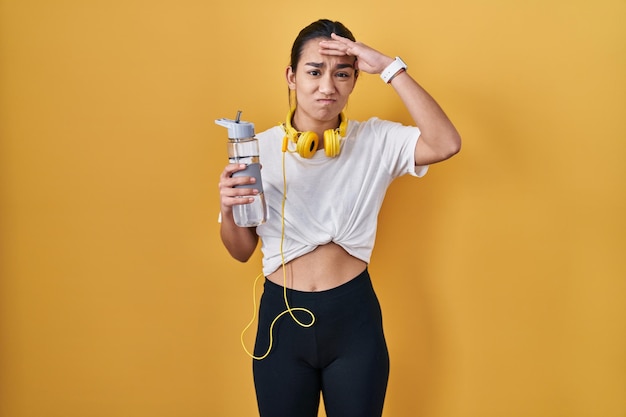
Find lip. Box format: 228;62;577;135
317;98;336;105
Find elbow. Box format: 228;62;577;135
436;132;462;162
231;250;253;263
416;124;462;165
226;236;259;263
224;241;256;263
220;222;259;263
446;133;462;158
415;132;462;166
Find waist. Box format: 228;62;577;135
263;268;372;303
266;242;367;292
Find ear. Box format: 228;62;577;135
285;66;296;90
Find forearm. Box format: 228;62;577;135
219;210;259;262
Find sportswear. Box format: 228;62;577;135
255;117;428;276
253;269;389;417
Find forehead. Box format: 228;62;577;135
298;38;355;67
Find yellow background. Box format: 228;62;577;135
1;0;624;416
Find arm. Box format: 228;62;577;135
388;69;461;166
218;163;259;262
319;34;461;166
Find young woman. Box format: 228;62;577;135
218;19;461;417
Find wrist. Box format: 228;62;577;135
387;68;405;83
380;57;408;84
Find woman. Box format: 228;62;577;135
218;19;461;417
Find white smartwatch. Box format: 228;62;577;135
380;57;407;83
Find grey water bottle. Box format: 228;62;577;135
215;111;267;227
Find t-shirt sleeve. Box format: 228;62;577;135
370;118;429;178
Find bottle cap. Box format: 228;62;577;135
215;111;255;139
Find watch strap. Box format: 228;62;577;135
380;57;407;83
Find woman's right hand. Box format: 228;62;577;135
218;163;258;216
218;163;260;261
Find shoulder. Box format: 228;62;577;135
347;117;420;141
257;125;284;151
257;124;285;160
257;124;284;140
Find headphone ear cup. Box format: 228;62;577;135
323;129;341;158
296;131;318;158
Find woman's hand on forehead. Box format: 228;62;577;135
318;33;394;75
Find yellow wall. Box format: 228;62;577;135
1;0;624;416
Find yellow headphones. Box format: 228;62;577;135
282;108;348;158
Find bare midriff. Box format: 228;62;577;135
266;242;367;292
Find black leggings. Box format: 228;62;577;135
253;269;389;417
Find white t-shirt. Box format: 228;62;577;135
255;117;428;276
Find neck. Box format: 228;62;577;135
292;112;341;136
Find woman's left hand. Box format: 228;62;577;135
318;33;394;75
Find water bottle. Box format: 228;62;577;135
215;111;267;227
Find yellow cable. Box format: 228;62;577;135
240;146;315;360
280;150;315;328
240;272;312;360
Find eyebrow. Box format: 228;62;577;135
304;62;355;70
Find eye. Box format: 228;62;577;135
308;70;321;76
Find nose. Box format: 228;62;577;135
318;73;336;95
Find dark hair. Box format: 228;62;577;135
289;19;356;72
